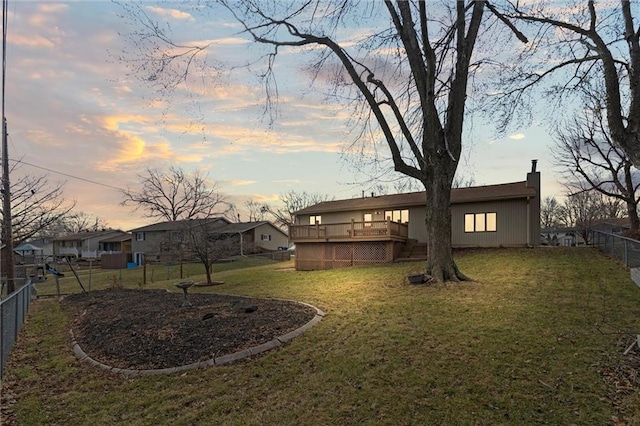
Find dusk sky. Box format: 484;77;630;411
3;1;560;231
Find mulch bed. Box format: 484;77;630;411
62;289;317;370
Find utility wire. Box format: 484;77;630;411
9;157;126;192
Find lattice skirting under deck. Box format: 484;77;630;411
295;241;404;270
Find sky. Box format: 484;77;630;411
2;1;562;232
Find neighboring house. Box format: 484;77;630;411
591;217;631;236
540;227;577;247
52;229;129;260
290;161;541;270
18;238;54;258
220;221;289;255
129;218;288;265
99;233;133;269
99;233;132;254
14;242;45;263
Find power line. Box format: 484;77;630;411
8;157;126;192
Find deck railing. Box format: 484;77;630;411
55;248;122;259
290;219;408;241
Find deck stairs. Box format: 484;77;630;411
396;240;427;262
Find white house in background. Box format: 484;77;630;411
52;229;129;260
540;227;577;246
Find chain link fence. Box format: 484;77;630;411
1;279;35;380
589;229;640;268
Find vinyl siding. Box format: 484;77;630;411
451;199;529;247
254;223;289;250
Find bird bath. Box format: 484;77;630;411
174;280;195;307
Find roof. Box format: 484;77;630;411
129;218;287;237
591;217;631;229
220;221;288;238
295;181;536;215
100;233;132;243
128;217;231;233
53;229;126;242
14;243;43;252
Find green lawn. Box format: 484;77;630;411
3;247;640;425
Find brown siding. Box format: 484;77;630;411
101;253;131;269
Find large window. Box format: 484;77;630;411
136;232;145;241
384;209;409;223
464;212;497;233
310;215;321;225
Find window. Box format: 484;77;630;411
261;234;271;241
136;232;145;241
310;215;321;225
384;209;409;223
363;213;372;227
464;213;497;233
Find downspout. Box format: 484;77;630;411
526;196;532;248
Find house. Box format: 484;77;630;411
16;238;54;259
591;217;631;235
52;229;129;260
540;227;577;246
99;233;132;254
129;218;289;265
218;221;290;255
99;233;133;269
290;161;541;270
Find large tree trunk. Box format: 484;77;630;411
423;168;469;283
627;200;640;232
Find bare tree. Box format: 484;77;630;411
600;196;626;220
2;170;75;244
245;199;270;222
452;175;476;189
119;2;526;281
553;101;640;230
59;212;110;234
559;190;607;245
121;166;231;221
181;219;239;285
494;2;640;169
270;190;333;230
541;196;561;228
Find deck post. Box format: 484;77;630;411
350;219;354;238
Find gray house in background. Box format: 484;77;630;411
290;161;541;270
129;218;289;265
